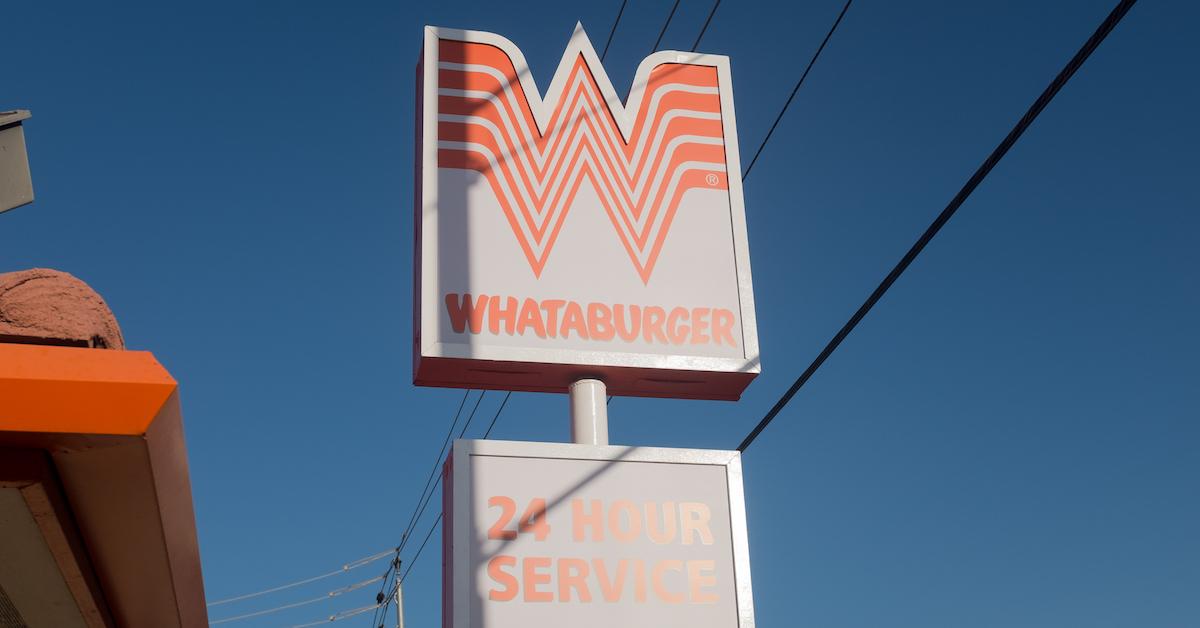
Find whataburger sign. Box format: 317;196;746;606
414;24;760;400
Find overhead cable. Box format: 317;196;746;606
400;512;444;585
399;391;485;559
736;0;1140;453
363;389;471;626
651;0;682;53
691;0;722;52
206;547;395;607
741;0;854;182
208;576;383;625
481;392;512;439
375;393;514;621
289;603;381;628
371;390;487;626
600;0;629;61
395;389;471;553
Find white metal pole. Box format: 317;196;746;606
569;378;608;445
395;578;405;628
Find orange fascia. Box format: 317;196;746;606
0;343;207;628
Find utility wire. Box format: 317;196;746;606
481;391;512;439
388;388;505;572
365;389;473;626
375;393;514;620
601;0;629;62
372;555;403;627
206;548;396;607
405;391;485;547
290;603;380;628
215;390;472;615
209;576;383;625
736;0;1140;453
370;391;488;626
691;0;722;52
365;553;402;628
741;0;853;181
396;389;471;553
364;390;476;626
651;0;682;52
401;513;443;585
374;510;442;625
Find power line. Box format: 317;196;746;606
651;0;682;53
370;391;488;626
365;552;401;628
481;391;512;439
396;389;470;552
691;0;722;52
212;391;474;616
375;393;515;620
736;0;1140;453
372;510;442;624
365;389;473;626
366;557;400;628
206;548;395;607
404;391;485;549
400;512;443;585
600;0;628;62
290;603;380;628
209;576;383;625
741;0;854;182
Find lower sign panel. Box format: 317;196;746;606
443;439;755;628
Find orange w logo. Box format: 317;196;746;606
432;26;732;283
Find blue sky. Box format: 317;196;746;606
3;0;1198;626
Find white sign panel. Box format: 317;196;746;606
415;25;760;400
443;439;755;628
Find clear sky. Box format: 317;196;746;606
3;0;1198;626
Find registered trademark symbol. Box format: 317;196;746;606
705;173;719;186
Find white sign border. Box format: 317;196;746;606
448;438;756;628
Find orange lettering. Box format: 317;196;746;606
592;559;628;602
558;558;592;602
488;295;518;335
712;309;736;347
613;304;641;342
517;298;546;338
667;307;690;344
652;560;684;604
645;501;677;545
561;302;590;339
445;293;488;334
540;299;566;338
517;498;550;541
587;303;615;341
487;496;518;540
632;558;647;602
643;306;668;343
680;502;714;545
608;500;641;542
572;499;604;542
687;560;719;604
523;557;553;602
691;307;711;344
487;556;518;601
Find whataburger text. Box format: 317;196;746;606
445;293;739;348
484;496;722;605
